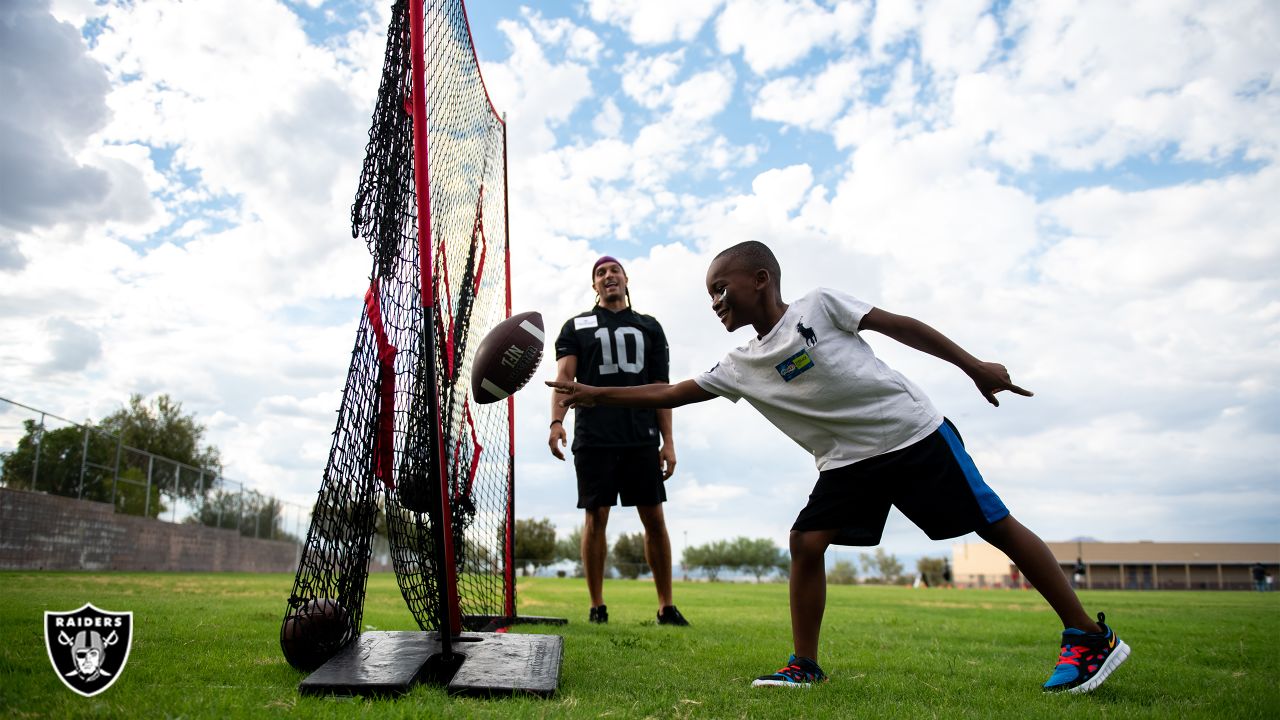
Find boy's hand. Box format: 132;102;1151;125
970;361;1033;406
546;380;599;408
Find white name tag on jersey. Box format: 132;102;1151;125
574;315;599;330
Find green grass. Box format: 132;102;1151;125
1;572;1277;719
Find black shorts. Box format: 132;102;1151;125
791;418;1009;545
574;446;666;509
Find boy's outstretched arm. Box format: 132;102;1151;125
546;378;715;409
859;307;1033;406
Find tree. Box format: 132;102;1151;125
190;489;296;540
99;394;222;499
730;537;786;582
916;556;948;588
0;421;106;500
828;559;858;585
612;532;649;579
556;525;612;578
859;547;905;585
0;394;222;519
513;518;558;576
683;540;732;581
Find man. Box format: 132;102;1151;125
548;256;689;626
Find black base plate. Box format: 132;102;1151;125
298;631;562;698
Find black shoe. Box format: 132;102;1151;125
657;605;689;626
589;604;608;624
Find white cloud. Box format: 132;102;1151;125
521;8;604;64
484;17;595;156
951;0;1280;170
587;0;725;45
620;49;686;108
592;97;623;137
753;56;863;130
716;0;865;74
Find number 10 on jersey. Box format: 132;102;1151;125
595;327;645;375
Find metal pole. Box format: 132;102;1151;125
78;425;90;499
31;413;45;491
145;455;154;517
111;436;122;510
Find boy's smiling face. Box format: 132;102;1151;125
706;256;760;332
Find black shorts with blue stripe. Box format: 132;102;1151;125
791;418;1009;546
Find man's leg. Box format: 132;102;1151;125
636;503;674;609
977;515;1100;632
789;529;837;660
583;505;611;609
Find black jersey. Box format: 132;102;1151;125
555;306;670;451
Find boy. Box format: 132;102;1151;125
548;241;1129;693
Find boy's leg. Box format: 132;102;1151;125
583;505;611;609
976;515;1099;632
636;503;674;609
789;529;838;660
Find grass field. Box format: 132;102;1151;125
1;571;1277;719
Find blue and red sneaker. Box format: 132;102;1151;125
1043;612;1130;693
752;654;828;688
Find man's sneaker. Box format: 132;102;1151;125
657;605;690;626
751;655;828;688
588;605;608;624
1043;612;1130;694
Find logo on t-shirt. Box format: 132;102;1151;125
796;319;817;347
776;348;815;382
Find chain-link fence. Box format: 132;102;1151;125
0;396;308;543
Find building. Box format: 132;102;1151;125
951;540;1280;590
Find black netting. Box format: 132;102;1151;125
282;0;511;671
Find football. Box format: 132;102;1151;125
280;597;353;671
471;310;545;404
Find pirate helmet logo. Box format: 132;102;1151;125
44;604;133;697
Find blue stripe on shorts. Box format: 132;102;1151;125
937;421;1009;524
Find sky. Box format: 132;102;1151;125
1;0;1277;566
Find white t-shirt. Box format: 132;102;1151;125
695;287;943;471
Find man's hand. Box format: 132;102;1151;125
546;380;600;408
659;444;677;480
969;361;1033;406
548;422;568;461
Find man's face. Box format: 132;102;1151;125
593;262;627;302
75;648;101;675
705;257;757;332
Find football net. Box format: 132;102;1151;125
282;0;512;671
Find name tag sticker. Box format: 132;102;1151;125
776;349;815;382
574;315;599;330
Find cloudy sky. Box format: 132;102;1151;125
2;0;1277;564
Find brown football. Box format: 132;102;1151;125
471;311;545;404
280;597;353;671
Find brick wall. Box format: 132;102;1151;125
0;487;299;572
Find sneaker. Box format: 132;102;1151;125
588;605;608;624
657;605;690;626
1043;612;1130;694
752;654;828;688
